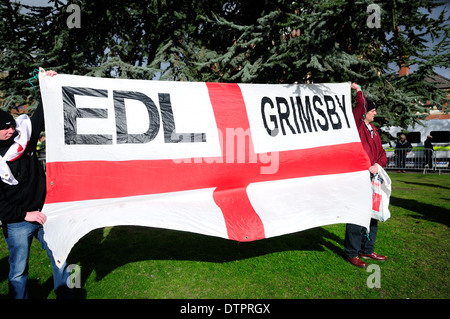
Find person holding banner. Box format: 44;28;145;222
344;83;387;268
0;70;73;298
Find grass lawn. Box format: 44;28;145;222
0;172;448;300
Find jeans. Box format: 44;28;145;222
2;221;72;299
344;218;378;258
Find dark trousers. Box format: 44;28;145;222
425;149;433;168
396;154;407;169
344;219;378;258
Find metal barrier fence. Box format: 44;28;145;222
385;148;449;174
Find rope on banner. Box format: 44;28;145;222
28;68;40;93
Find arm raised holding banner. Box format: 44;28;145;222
344;82;388;268
0;69;74;299
0;70;56;225
350;82;387;174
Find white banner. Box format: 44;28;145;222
39;70;372;267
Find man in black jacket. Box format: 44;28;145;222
395;134;412;172
424;135;434;169
0;70;72;299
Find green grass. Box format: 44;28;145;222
0;173;448;299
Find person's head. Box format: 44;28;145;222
0;110;16;141
400;134;406;141
364;99;377;123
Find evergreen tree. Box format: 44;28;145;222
0;0;448;138
194;0;449;135
0;0;53;110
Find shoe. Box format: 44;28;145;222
346;256;367;268
359;252;386;261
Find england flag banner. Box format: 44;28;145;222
38;69;372;267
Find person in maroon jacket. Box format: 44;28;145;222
344;82;387;268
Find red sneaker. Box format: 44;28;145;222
346;256;367;268
359;252;387;261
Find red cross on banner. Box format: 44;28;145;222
39;71;372;267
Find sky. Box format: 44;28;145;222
12;0;450;79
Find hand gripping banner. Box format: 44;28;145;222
38;70;372;267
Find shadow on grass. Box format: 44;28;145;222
390;196;450;227
401;180;450;191
68;225;345;298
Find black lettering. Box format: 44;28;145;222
324;95;342;129
159;93;206;143
289;97;301;133
261;97;279;136
276;97;296;136
313;96;328;131
262;94;351;137
62;86;111;145
296;96;317;133
335;95;351;128
113;90;160;144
